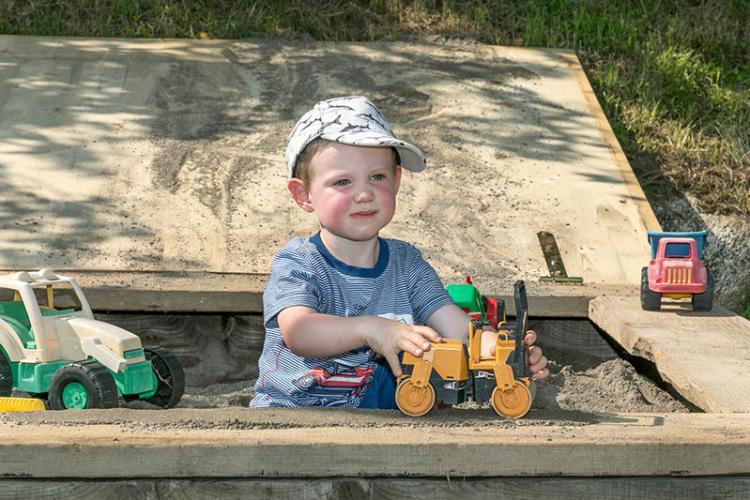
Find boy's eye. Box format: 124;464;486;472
370;173;386;181
333;179;351;187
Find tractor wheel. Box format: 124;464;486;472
640;267;661;311
491;380;532;419
48;360;118;410
0;350;12;397
143;346;185;409
692;270;714;311
395;377;436;417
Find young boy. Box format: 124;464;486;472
250;96;548;409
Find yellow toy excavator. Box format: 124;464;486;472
395;280;533;419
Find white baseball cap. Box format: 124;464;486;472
285;96;427;178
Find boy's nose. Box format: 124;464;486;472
354;185;375;203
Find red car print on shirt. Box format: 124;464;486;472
294;364;374;398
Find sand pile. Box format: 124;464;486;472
535;358;688;413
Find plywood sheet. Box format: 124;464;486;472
590;296;750;412
0;35;657;306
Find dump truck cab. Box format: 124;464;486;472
649;237;706;295
641;231;713;311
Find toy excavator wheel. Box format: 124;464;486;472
0;350;12;397
395;377;436;417
491;381;532;419
144;346;185;409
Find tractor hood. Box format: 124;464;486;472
66;317;143;358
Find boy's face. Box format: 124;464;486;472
289;142;402;242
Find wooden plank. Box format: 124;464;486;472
561;51;661;233
0;269;634;315
1;410;749;478
0;36;654;299
3;477;750;499
589;295;750;412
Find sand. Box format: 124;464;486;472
131;355;688;415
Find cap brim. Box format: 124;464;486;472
319;132;426;172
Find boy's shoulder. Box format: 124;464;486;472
270;236;323;270
382;237;423;257
276;236;314;255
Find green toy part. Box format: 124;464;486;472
0;269;184;410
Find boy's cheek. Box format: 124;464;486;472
316;196;351;225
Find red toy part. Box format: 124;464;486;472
641;235;713;311
647;237;707;295
485;297;499;327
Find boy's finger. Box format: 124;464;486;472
531;367;550;381
528;345;543;364
413;325;442;343
530;355;548;373
398;337;425;357
386;353;403;377
523;330;537;346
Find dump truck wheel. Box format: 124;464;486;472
48;360;118;410
640;267;661;311
491;381;532;419
144;346;185;409
0;350;12;397
395;377;436;417
692;270;714;311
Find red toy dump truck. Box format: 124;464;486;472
641;231;713;311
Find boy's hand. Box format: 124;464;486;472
487;329;549;381
524;330;549;381
364;320;442;377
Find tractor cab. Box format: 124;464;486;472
0;269;92;352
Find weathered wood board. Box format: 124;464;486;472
3;477;750;499
0;35;658;312
590;296;750;413
0;268;632;315
1;409;750;478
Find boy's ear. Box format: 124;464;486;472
288;178;314;212
394;165;402;194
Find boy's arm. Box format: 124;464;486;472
278;306;442;376
424;303;471;340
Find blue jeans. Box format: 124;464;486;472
358;363;398;409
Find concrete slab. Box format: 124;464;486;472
0;35;658;310
1;408;749;478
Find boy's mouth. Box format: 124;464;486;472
351;210;377;217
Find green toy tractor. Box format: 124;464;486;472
0;269;184;410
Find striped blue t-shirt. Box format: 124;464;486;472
250;233;454;408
